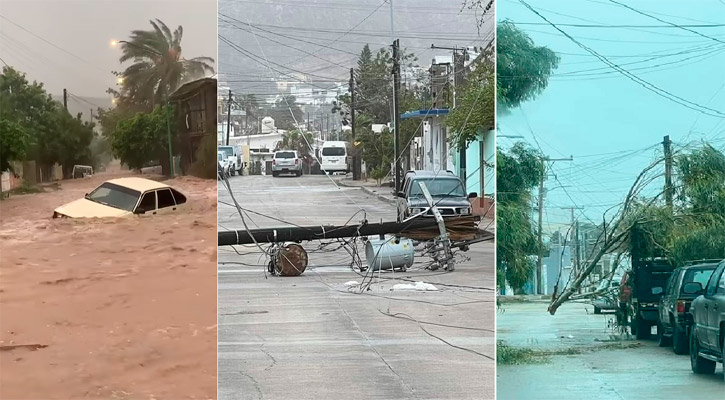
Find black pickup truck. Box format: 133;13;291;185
689;259;725;379
628;258;676;339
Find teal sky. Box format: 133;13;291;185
497;0;725;232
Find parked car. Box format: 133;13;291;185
396;170;476;221
53;177;187;218
591;278;620;314
657;261;717;353
218;151;231;179
272;150;302;177
689;259;725;379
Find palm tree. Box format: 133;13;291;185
118;19;215;109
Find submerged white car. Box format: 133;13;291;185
53;177;187;218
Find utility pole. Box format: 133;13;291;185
392;39;402;201
307;111;310;132
63;88;68;110
432;44;467;187
537;166;545;295
226;89;232;146
350;67;361;180
663;135;673;209
536;155;574;294
560;206;584;280
89;108;93;123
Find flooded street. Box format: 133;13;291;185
0;169;217;399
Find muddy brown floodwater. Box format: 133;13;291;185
0;169;217;400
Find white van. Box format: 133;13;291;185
320;141;348;174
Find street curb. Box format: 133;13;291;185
338;179;396;205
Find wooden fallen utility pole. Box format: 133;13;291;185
218;216;481;246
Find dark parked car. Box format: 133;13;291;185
689;259;725;379
396;170;476;221
657;261;717;354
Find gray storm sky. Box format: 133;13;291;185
218;0;494;99
0;0;217;101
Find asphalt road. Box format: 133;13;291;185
218;174;496;400
497;301;724;399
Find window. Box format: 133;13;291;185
170;189;187;205
322;147;345;156
137;191;156;212
275;151;295;159
87;182;141;212
157;189;176;209
409;178;466;198
718;270;725;294
682;268;715;293
705;265;724;296
219;147;234;158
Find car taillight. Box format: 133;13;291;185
676;300;685;313
273;159;276;165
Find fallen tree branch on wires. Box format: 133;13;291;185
547;155;667;315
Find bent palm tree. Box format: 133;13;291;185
118;19;215;110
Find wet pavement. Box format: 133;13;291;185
218;174;496;399
497;301;724;399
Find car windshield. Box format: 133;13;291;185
218;147;234;157
682;268;715;291
86;182;141;212
275;151;295;159
409;178;465;198
322;147;345;156
218;153;223;161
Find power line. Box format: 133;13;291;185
607;0;725;44
517;0;725;118
0;14;107;75
509;22;725;29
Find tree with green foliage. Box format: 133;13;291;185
0;67;54;172
1;67;96;179
496;20;559;111
446;57;495;149
114;19;215;110
0;119;29;172
275;129;315;173
547;143;725;314
108;105;176;172
497;142;544;291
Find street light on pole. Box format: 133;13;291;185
111;39;174;177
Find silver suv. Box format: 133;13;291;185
272;150;302;177
396;170;475;220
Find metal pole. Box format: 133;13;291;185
63;88;68;110
218;216;476;245
165;89;174;178
537;165;545;295
226;90;232;145
392;39;401;201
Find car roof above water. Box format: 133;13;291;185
105;177;170;192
